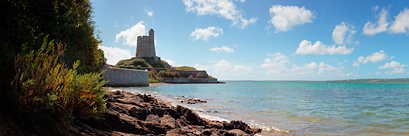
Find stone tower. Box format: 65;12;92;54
136;29;156;59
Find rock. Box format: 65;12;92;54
75;90;261;135
179;98;207;104
161;115;176;128
145;114;160;124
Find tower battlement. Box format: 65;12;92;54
136;29;156;59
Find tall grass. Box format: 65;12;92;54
12;36;107;119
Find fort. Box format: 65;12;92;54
136;29;158;61
103;29;221;87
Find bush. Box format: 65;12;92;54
12;37;107;119
174;72;180;78
195;73;205;78
159;70;167;77
174;66;197;71
188;75;195;79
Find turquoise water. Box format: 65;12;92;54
121;81;409;135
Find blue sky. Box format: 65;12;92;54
92;0;409;80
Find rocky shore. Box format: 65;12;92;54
79;90;261;135
0;89;261;135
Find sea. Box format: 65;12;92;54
119;81;409;135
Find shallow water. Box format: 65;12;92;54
120;81;409;135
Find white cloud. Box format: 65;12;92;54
390;8;409;33
379;61;405;69
261;53;343;76
183;0;257;29
235;0;245;3
261;53;289;72
357;50;392;64
304;62;318;69
194;64;210;71
213;60;232;73
352;61;360;68
341;73;359;77
115;21;146;46
145;10;153;17
363;7;389;36
210;46;234;53
268;5;315;32
233;65;253;74
165;59;175;65
295;40;354;55
385;68;406;75
98;46;132;65
375;71;382;75
318;62;344;74
190;27;223;41
332;22;357;45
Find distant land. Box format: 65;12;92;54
224;78;409;83
324;78;409;83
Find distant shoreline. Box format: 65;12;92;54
221;78;409;83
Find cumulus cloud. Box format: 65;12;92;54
115;21;146;46
357;50;393;64
183;0;257;29
190;27;223;41
318;62;344;74
261;53;343;76
268;5;315;32
390;8;409;33
363;7;389;36
295;40;354;55
233;65;253;74
98;46;132;65
332;22;357;45
379;61;405;69
210;46;234;53
363;6;409;36
213;60;232;73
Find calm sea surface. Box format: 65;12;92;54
120;81;409;135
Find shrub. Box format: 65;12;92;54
166;71;174;78
174;72;180;78
149;79;160;83
12;37;107;120
174;66;197;71
195;73;205;78
188;75;194;79
159;70;167;77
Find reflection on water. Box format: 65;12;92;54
120;81;409;135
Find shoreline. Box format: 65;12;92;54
149;82;226;86
77;89;262;135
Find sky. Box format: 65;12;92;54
92;0;409;81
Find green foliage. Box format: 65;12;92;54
148;70;162;82
0;0;106;74
195;73;205;78
173;72;180;78
116;58;153;68
149;79;160;83
174;66;197;71
13;37;107;119
159;70;167;78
